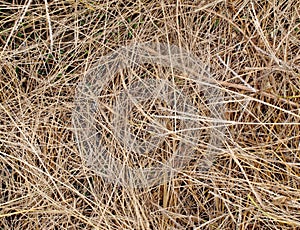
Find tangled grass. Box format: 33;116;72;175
1;0;300;229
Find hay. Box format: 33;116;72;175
72;42;225;188
1;0;300;229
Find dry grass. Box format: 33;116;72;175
1;0;300;229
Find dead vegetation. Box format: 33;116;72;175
0;0;300;229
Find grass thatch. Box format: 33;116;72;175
1;0;300;229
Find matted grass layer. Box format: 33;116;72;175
0;0;300;229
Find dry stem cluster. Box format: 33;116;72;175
0;0;300;229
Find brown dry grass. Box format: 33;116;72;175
1;0;300;229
